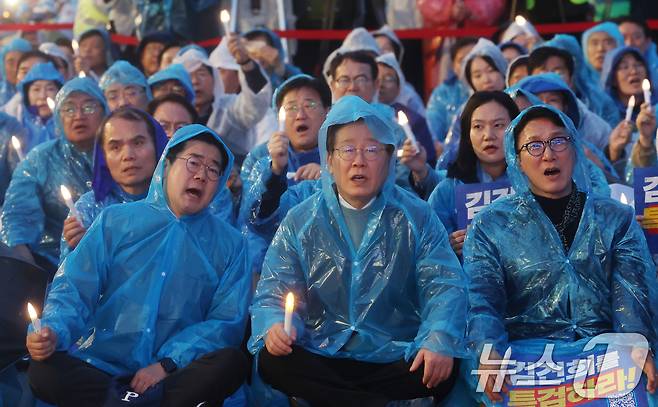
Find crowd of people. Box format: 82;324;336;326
0;5;657;407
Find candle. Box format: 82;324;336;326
27;302;41;334
286;172;296;180
397;111;419;153
643;79;652;106
514;15;532;37
220;10;231;36
284;292;294;336
620;192;628;205
71;39;79;56
11;136;24;161
625;95;635;122
78;71;86;78
278;107;286;132
60;185;80;219
46;97;55;112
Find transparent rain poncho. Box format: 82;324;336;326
427;72;470;143
535;34;620;127
581;22;624;81
243;27;302;89
148;63;195;104
39;124;251;376
58;117;170;263
464;103;658;355
1;77;109;266
0;38;32;106
98;60;153;102
249;95;468;363
0;112;25;205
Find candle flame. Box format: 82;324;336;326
643;79;651;91
278;107;286;122
629;95;635;107
285;292;294;311
71;40;79;53
134;14;143;26
620;192;628;205
220;10;230;24
60;185;72;201
46;97;55;111
78;71;86;78
11;136;21;151
397;110;409;126
515;15;527;26
27;302;38;320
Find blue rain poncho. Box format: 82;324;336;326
38;124;251;376
427;73;470;143
173;46;271;158
0;78;109;266
438;39;507;170
428;165;508;236
581;22;624;80
0;112;25;205
535;35;620;127
243;27;302;89
15;62;64;150
148;63;195;104
0;38;32;106
322;27;381;86
464;104;658;358
642;41;658;81
99;60;153;101
58;117;170;263
249;95;468;363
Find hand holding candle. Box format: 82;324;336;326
11;136;24;161
625;95;635;122
397;111;419;154
27;302;41;334
284;292;294;336
643;79;652;106
60;185;80;219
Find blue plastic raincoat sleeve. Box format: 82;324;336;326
462;211;509;355
1;151;45;247
157;236;251;367
428;178;459;235
41;213;109;351
406;207;468;359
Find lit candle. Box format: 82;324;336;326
514;15;532;37
27;302;41;334
625;95;635;122
78;71;86;78
620;192;628;205
643;79;652;106
220;10;231;36
284;292;294;336
278;107;286;132
11;136;24;161
71;39;79;56
60;185;80;219
46;97;55;113
397;111;419;153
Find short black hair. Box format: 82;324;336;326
328;50;378;81
447;91;519;183
243;31;275;48
17;51;55;71
97;106;156;147
275;76;332;109
157;41;187;67
166;131;229;174
615;17;651;38
450;37;478;62
79;29;105;45
325;119;395;157
513;107;565;150
464;55;499;90
610;48;649;95
528;46;574;76
147;93;199;123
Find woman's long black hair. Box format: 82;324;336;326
446;91;520;184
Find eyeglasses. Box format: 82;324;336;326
617;62;646;73
379;75;398;86
61;102;100;117
334;75;372;89
105;86;145;103
177;155;221;181
283;100;320;113
518;136;572;157
333;145;386;161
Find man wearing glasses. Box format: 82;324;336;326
99;60;152;112
249;96;466;406
327;50;379;103
1;77;108;272
27;124;251;406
